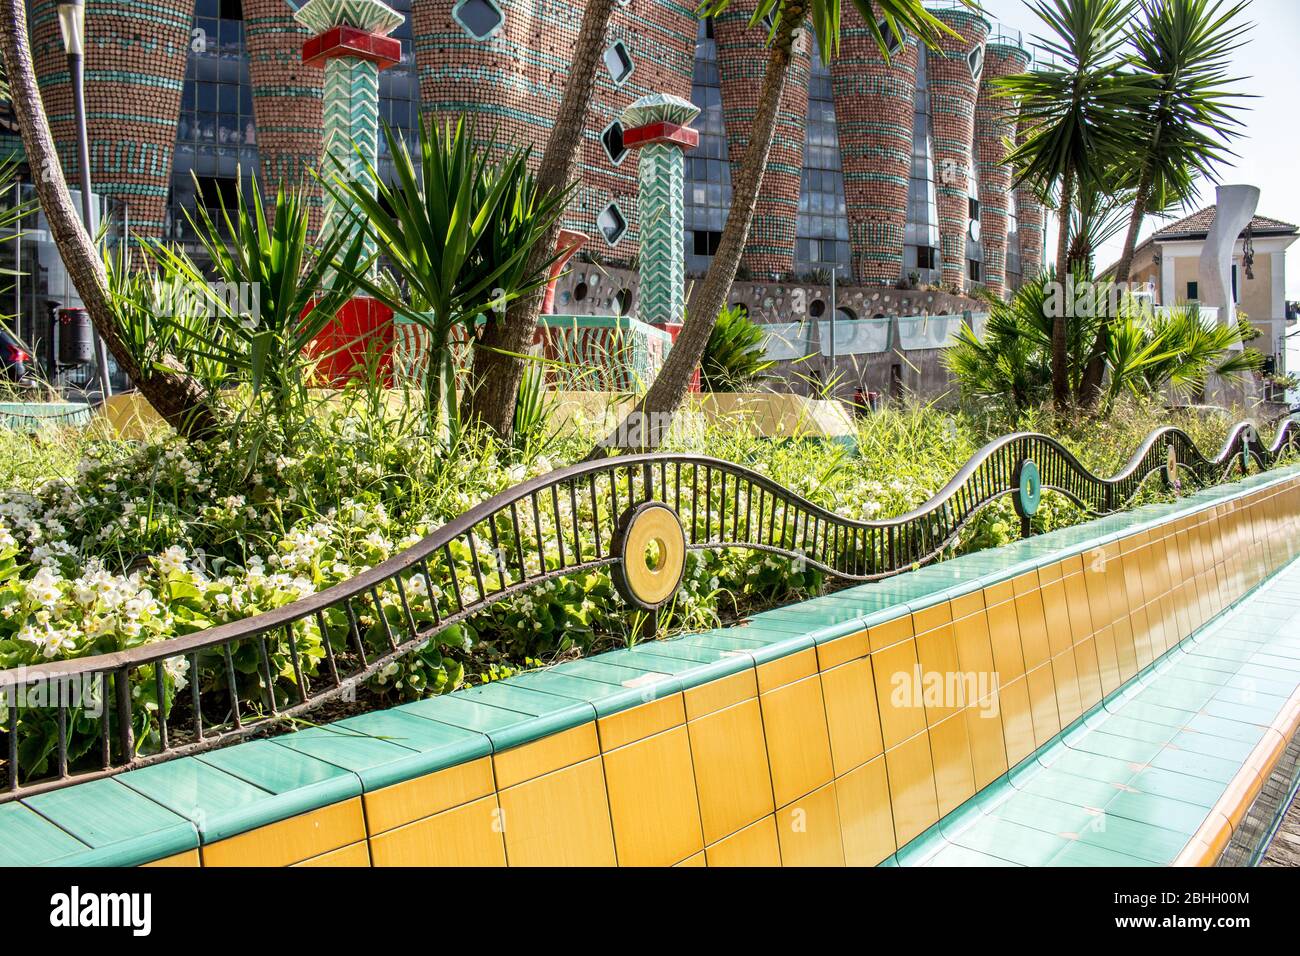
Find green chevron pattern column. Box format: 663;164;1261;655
622;94;700;328
293;0;404;252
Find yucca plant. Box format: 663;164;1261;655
148;175;368;434
325;118;569;437
701;304;775;392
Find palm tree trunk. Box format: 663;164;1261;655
1051;163;1074;410
0;0;217;436
463;0;616;441
1078;166;1154;405
586;2;807;458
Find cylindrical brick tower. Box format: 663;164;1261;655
925;4;988;289
30;0;195;239
830;4;917;285
1015;114;1046;279
713;1;810;280
973;40;1029;298
410;0;694;266
245;0;324;231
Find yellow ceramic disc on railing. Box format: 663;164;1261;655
613;502;687;610
1167;444;1179;486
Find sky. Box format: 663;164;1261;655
977;0;1300;300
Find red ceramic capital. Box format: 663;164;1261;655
302;26;402;70
623;122;700;151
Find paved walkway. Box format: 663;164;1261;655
899;556;1300;866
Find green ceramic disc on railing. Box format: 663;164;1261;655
1016;459;1041;517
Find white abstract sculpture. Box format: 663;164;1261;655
1198;184;1259;335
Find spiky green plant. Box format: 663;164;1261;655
701;304;775;392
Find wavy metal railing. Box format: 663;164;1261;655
2;420;1297;801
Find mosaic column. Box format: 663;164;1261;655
30;0;194;238
1015;114;1045;278
973;41;1030;298
623;94;700;328
925;5;988;288
714;0;811;279
831;4;918;285
293;0;404;251
246;0;325;233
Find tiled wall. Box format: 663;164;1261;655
124;471;1300;867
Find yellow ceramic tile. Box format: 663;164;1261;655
143;849;200;867
928;712;976;816
820;657;885;775
203;797;365;867
983;579;1015;607
952;608;995;677
1094;624;1122;695
705;815;782;867
1040;579;1073;658
884;731;939;846
1011;570;1039;598
364;755;496;836
1082;546;1114;626
760;673;835;807
816;628;870;671
683;666;757;721
1129;605;1154;669
1024;663;1060;746
1072;638;1101;713
492;722;600;790
757;647;818;694
965;696;1008;789
1014;590;1051;670
498;757;616;866
674;851;706;867
835;756;896;866
911;600;952;635
1037;560;1063;585
1061;553;1084;576
1052;648;1082;725
603;724;704;866
688;697;775;844
950;589;985;620
775;782;845;867
1112;614;1138;682
597;693;685;751
870;639;927;748
370;794;506;867
998;677;1036;766
867;613;914;652
985;598;1026;682
914;622;961;725
292;841;371;867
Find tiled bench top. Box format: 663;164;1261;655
6;463;1298;865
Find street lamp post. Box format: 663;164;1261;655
57;0;112;400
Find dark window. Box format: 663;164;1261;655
968;196;980;220
915;246;937;270
1231;264;1238;303
1187;280;1199;300
218;0;242;19
601;121;627;165
597;203;627;245
453;0;504;41
693;230;722;256
603;41;634;85
968;259;981;282
876;18;906;58
194;175;238;212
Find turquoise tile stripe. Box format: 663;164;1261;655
897;545;1300;867
4;462;1298;865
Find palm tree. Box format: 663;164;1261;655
589;0;955;456
0;0;218;436
996;0;1149;409
1110;0;1250;286
462;0;618;440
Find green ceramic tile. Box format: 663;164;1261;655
1168;729;1256;763
329;708;494;783
118;757;293;843
1064;730;1165;764
273;725;417;779
990;792;1095;836
0;801;88;865
1149;747;1242;784
1182;713;1266;745
924;843;1022;866
1102;790;1207;836
1047;840;1148;867
1127;767;1224;808
198;739;359;804
397;693;535;735
1014;768;1121;810
23;778;198;867
1089;714;1178;746
1074;810;1188;864
950;817;1066;866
